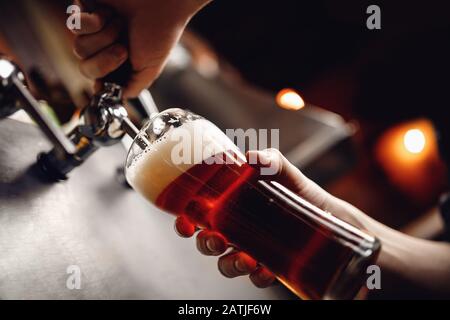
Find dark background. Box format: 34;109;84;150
190;0;450;124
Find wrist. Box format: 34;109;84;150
357;213;411;270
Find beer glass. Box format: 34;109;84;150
125;108;380;300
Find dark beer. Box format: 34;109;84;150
126;111;380;299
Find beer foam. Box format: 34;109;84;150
126;118;242;203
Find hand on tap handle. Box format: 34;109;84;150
70;0;212;97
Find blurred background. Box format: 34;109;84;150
0;0;449;299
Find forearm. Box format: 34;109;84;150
358;211;450;298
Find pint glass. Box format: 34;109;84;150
125;108;380;300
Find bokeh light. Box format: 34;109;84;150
404;129;426;154
374;119;445;203
276;89;305;111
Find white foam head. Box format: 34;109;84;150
126;118;242;203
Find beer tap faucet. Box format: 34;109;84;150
0;56;146;181
75;82;140;146
38;81;145;181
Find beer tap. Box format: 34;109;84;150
38;52;153;181
37;80;144;181
0;56;148;181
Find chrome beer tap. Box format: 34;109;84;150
38;80;145;181
0;56;146;181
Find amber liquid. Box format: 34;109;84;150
155;153;376;299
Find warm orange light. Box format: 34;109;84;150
374;119;445;203
404;129;426;154
276;89;305;111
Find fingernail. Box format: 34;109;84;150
206;238;219;253
234;257;247;272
